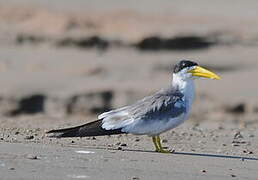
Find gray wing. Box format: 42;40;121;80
99;88;186;130
129;89;185;121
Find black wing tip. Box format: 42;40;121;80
46;129;56;134
46;129;65;134
45;129;64;138
45;119;124;138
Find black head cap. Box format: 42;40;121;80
173;60;198;73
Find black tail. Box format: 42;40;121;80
46;119;124;138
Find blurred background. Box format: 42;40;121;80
1;0;258;129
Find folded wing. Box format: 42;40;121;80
99;88;186;132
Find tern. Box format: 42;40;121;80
47;60;221;153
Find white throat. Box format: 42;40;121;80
172;73;195;108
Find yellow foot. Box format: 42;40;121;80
152;136;175;153
155;148;174;153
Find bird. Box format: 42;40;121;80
46;60;221;153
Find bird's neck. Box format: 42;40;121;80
172;74;195;104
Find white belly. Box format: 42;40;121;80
122;112;189;136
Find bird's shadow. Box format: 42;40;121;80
74;145;258;161
173;151;258;161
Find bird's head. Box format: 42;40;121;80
173;60;221;81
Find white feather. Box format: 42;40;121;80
99;107;135;130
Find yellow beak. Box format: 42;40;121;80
188;66;221;80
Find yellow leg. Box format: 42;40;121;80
152;135;172;153
152;136;160;152
156;136;171;153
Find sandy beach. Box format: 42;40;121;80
1;0;258;179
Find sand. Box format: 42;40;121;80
1;0;258;179
1;142;258;180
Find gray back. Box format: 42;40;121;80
128;87;186;122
